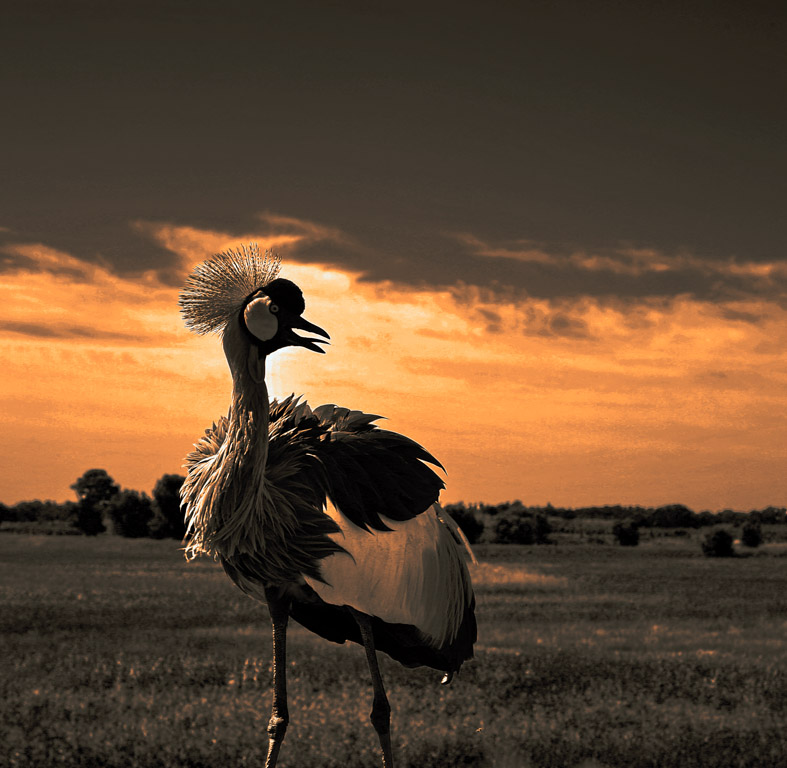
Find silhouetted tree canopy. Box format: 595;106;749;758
71;469;120;507
69;470;118;536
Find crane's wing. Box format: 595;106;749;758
268;396;445;532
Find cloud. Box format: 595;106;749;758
0;242;181;345
452;232;787;304
4;201;784;310
0;321;139;341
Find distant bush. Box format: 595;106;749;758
612;521;640;546
533;514;552;544
494;511;534;544
741;521;763;548
105;490;154;538
702;529;735;558
493;510;551;545
443;503;484;545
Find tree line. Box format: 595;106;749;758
0;469;186;539
2;476;784;547
443;500;784;553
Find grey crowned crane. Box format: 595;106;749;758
179;245;476;768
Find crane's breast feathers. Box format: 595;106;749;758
183;395;446;571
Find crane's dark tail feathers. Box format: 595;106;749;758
288;584;477;678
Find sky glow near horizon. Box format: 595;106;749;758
2;220;785;510
1;2;784;511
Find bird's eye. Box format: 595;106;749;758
270;303;279;314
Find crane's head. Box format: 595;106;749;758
179;244;329;382
241;277;329;356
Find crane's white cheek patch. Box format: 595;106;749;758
244;297;278;341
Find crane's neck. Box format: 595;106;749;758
228;346;271;470
182;334;278;561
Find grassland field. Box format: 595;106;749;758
2;529;787;768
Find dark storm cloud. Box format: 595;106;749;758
1;1;784;303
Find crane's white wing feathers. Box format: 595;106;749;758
304;502;473;648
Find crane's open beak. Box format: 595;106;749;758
285;316;331;353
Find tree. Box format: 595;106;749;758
443;503;484;545
741;521;763;548
701;529;735;558
105;490;154;538
70;469;120;507
69;469;118;535
148;474;187;539
612;521;640;546
651;504;698;528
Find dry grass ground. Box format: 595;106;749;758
2;533;786;767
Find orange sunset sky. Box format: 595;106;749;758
2;2;785;511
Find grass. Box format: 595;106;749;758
2;534;787;767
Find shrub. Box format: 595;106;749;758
741;521;763;548
492;510;552;545
105;490;154;538
443;503;484;545
702;529;735;558
494;511;534;544
533;513;552;544
612;521;640;546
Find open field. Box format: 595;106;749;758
2;534;787;767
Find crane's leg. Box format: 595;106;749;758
350;608;394;768
263;588;291;768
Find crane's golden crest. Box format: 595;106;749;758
179;243;282;334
